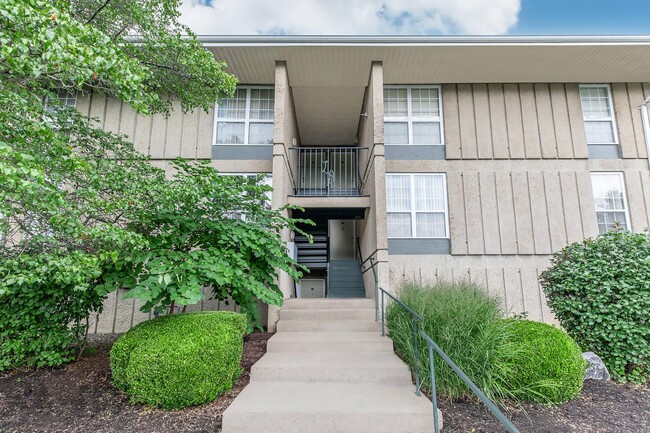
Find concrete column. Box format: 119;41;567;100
269;61;300;331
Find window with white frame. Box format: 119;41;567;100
386;173;449;238
591;172;630;234
215;87;274;145
579;85;618;146
384;86;443;145
45;88;78;110
222;173;273;220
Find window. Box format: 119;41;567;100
222;173;273;220
386;174;448;238
45;88;78;110
384;86;443;145
579;85;618;146
215;87;274;145
591;172;630;234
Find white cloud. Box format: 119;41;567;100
179;0;521;36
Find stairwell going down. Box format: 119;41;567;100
327;260;365;298
222;298;442;433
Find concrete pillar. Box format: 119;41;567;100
269;61;300;331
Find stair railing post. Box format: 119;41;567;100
381;289;385;337
413;318;421;396
428;343;440;433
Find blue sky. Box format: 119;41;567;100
513;0;650;35
180;0;650;36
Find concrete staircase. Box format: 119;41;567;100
222;298;442;433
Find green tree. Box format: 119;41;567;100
0;0;303;369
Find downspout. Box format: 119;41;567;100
640;95;650;169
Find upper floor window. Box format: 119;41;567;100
384;86;443;146
45;89;77;110
579;84;618;146
591;172;630;234
386;173;449;238
215;87;274;145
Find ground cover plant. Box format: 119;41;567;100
110;311;247;409
386;281;586;405
540;230;650;383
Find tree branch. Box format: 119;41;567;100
86;0;112;24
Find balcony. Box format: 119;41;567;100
291;147;366;197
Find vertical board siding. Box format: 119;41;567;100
447;172;469;254
613;83;650;160
565;84;589;159
503;84;525;159
442;84;462;159
449;170;599;256
457;84;478;159
511;172;535;254
488;84;509;159
84;96;214;160
479;172;501;254
613;83;639;159
495;172;517;254
549;84;574;159
520;84;543;159
473;84;493;159
389;263;554;323
443;83;633;160
462;172;485;254
89;289;254;334
534;84;558;159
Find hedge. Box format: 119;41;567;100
110;311;246;409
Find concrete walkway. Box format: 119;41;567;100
222;298;442;433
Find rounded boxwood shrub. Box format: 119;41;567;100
501;320;586;404
110;311;246;409
540;230;650;383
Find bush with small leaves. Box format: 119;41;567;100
540;230;650;383
110;311;246;409
500;320;586;404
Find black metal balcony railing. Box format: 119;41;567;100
291;147;365;196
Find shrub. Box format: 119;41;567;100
0;252;104;371
110;311;247;409
500;320;586;404
540;230;650;383
385;281;513;400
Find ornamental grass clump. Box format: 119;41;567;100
386;280;586;405
110;311;246;409
385;281;514;401
540;230;650;383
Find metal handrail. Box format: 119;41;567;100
368;256;379;322
377;286;520;433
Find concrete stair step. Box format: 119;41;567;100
222;382;441;433
251;352;411;383
277;319;381;332
280;308;375;321
282;298;374;310
266;331;392;353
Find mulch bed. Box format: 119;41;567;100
438;380;650;433
1;335;648;433
0;332;272;433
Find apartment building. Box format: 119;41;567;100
79;36;650;332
